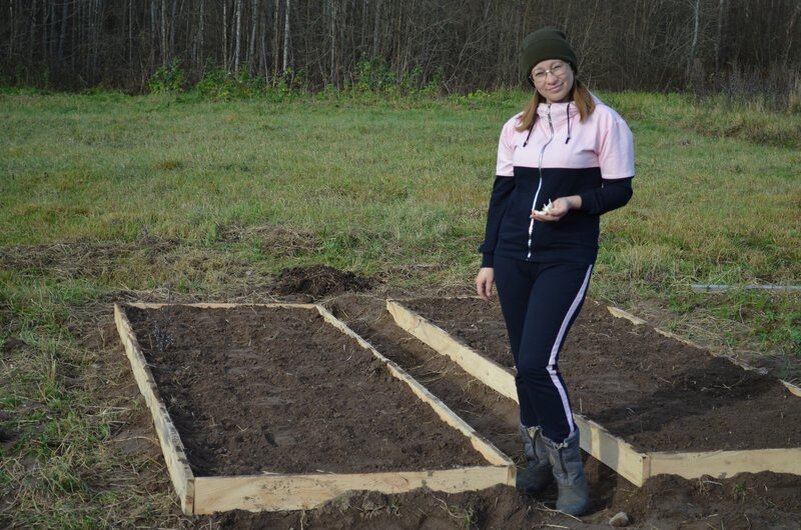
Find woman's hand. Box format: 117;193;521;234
530;195;582;222
475;267;495;301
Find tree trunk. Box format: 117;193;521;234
28;0;37;67
57;0;68;64
715;0;725;73
234;0;242;73
687;0;700;78
197;0;205;72
273;0;280;75
248;0;259;72
128;0;134;66
372;0;381;57
783;4;801;68
169;0;180;63
41;0;49;68
150;0;156;69
223;0;228;71
329;0;336;85
161;0;168;62
282;0;290;73
261;0;270;81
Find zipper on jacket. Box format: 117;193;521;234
526;104;554;259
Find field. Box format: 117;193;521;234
1;89;800;528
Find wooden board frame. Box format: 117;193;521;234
114;302;514;515
386;298;801;487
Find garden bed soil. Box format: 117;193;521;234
123;304;487;477
399;296;801;452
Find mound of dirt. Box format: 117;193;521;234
273;265;373;298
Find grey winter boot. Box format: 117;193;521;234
515;425;553;495
541;430;590;516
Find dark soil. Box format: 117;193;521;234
106;266;801;529
274;264;373;298
124;304;486;476
399;297;801;452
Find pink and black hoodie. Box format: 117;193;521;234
480;97;635;267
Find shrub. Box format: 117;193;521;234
192;65;302;101
148;59;185;94
353;57;397;94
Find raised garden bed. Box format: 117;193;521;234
114;302;514;514
387;297;801;486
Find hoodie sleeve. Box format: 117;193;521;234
579;106;635;215
478;176;515;267
478;117;519;267
578;177;633;215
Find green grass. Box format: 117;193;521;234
1;88;800;527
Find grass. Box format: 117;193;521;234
1;88;800;527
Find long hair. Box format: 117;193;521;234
514;78;595;133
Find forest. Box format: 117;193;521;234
2;0;801;105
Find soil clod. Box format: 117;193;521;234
274;265;373;298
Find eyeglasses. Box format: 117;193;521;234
530;62;568;84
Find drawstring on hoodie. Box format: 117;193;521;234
523;122;535;147
523;102;572;147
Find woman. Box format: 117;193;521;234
475;27;634;516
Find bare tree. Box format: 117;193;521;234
714;0;726;73
1;0;800;97
222;0;228;71
687;0;701;77
329;0;336;85
248;0;259;72
233;0;242;73
282;0;290;73
784;3;801;68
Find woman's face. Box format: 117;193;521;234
530;59;574;103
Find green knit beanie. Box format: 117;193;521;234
519;27;578;81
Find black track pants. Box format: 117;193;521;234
493;256;593;443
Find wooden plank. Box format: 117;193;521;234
781;381;801;397
127;302;317;310
573;414;648;487
647;447;801;479
193;466;512;514
605;306;647;325
606;305;801;398
386;299;518;402
316;305;515;471
113;304;196;515
691;284;801;293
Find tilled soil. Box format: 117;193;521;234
398;296;801;452
124;304;487;476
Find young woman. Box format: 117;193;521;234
475;27;635;516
